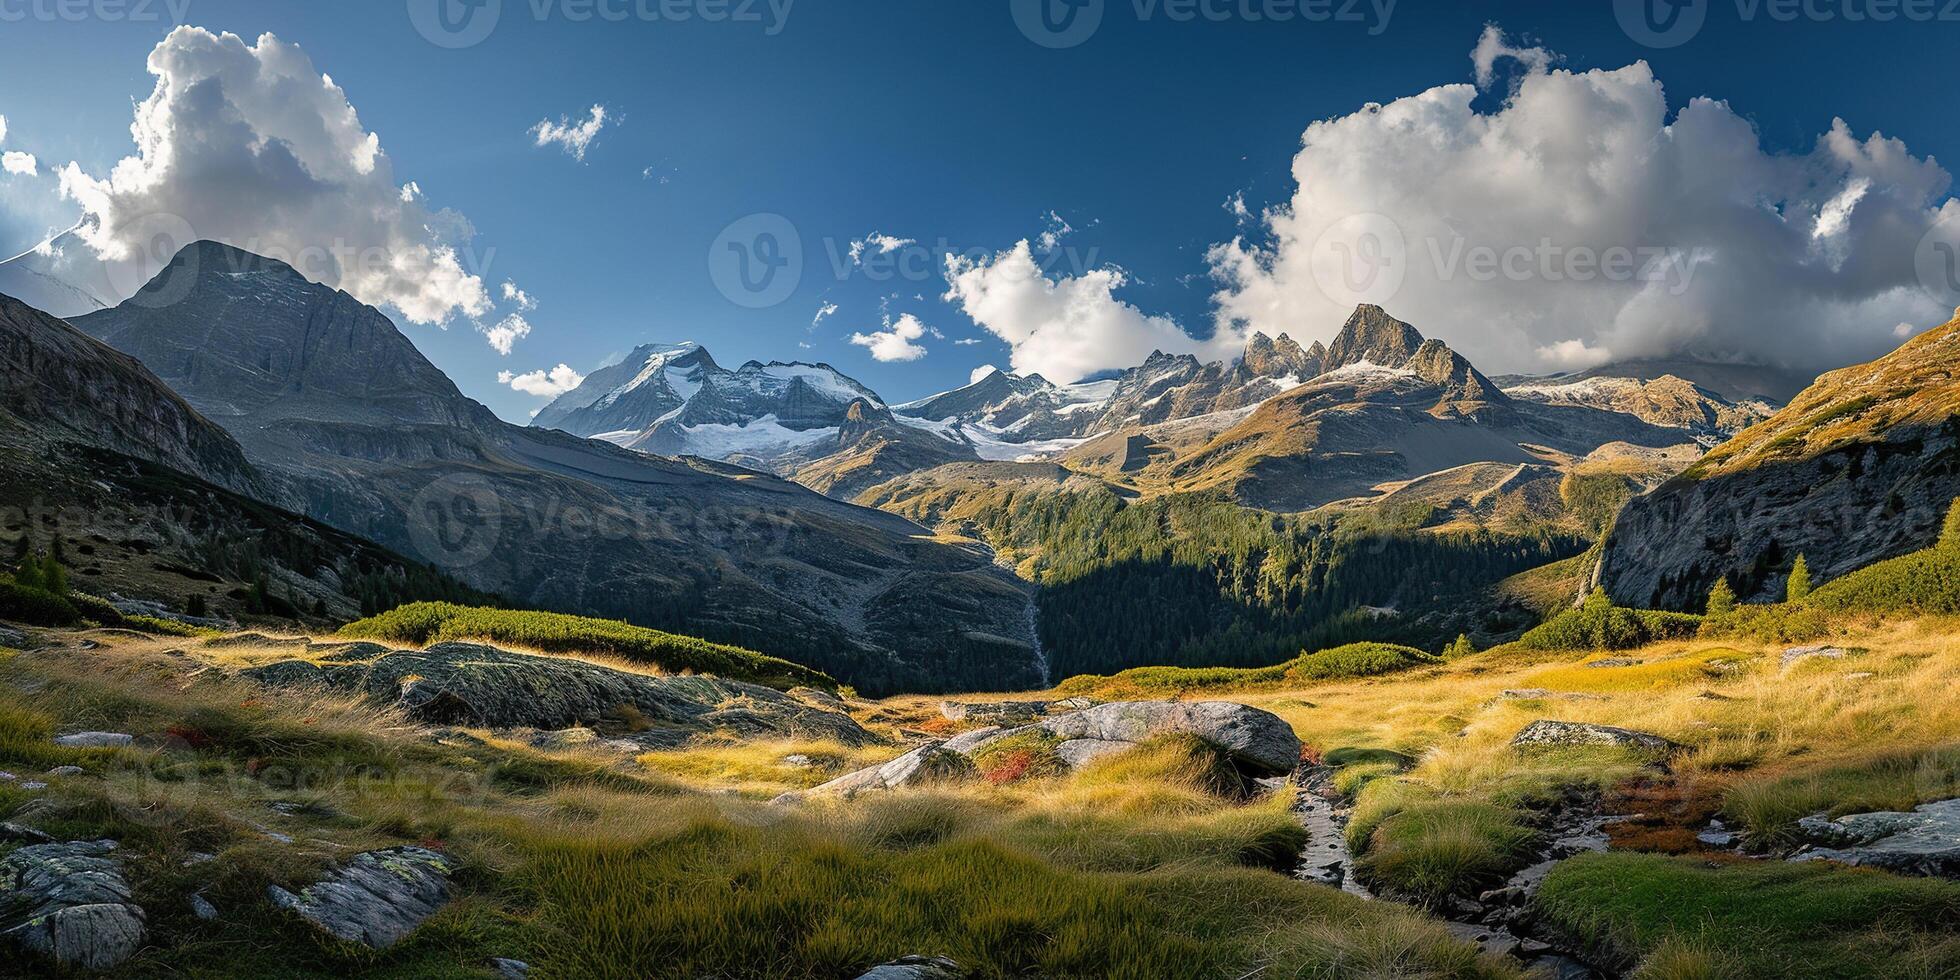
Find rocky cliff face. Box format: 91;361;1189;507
0;290;260;497
73;243;1040;695
1504;375;1774;442
1600;312;1960;607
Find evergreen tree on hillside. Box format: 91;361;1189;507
1444;634;1475;658
1706;577;1736;617
1786;555;1812;602
1943;498;1960;550
40;558;67;596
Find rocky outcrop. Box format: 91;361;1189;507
1510;721;1676;754
0;840;146;970
784;743;977;802
1792;799;1960;876
855;955;965;979
1601;312;1960;608
939;701;1050;724
268;847;454;949
1036;701;1302;775
244;641;877;746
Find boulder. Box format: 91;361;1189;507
52;732;133;749
856;955;964;979
1037;701;1302;775
1053;739;1134;768
1510;720;1677;754
788;743;977;801
1584;658;1640;669
244;641;877;747
0;840;146;970
940;701;1049;724
942;726;1012;755
529;728;599;751
268;846;455;949
1792;798;1960;876
0;626;30;650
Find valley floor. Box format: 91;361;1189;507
4;612;1960;978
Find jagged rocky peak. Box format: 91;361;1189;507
1323;304;1428;370
1243;331;1321;379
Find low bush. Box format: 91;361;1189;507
340;602;836;691
1055;642;1438;697
1807;543;1960;615
0;580;80;626
1283;642;1441;683
1536;852;1960;978
1698;602;1831;644
1518;589;1701;652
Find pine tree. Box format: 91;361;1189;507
1444;633;1475;659
1943;498;1960;550
13;554;43;591
1786;555;1812;602
1706;577;1736;617
185;594;208;618
41;558;67;596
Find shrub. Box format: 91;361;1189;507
1786;556;1811;602
1443;634;1475;659
1282;643;1440;683
0;580;80;626
340;602;836;691
1054;642;1437;698
1807;538;1960;615
1698;603;1829;644
1518;589;1701;652
1706;577;1736;617
1943;497;1960;550
66;592;126;627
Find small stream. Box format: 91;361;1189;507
1287;768;1611;978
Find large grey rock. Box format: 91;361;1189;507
268;846;455;950
52;732;133;749
0;840;146;970
856;955;964;979
244;641;876;747
1037;701;1302;775
1782;645;1854;669
1793;799;1960;876
1510;720;1677;754
0;626;30;650
1053;738;1134;768
941;726;1010;755
940;701;1048;724
786;742;977;801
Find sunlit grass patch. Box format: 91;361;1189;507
1722;745;1960;851
1522;648;1751;693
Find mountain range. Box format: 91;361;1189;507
17;238;1939;689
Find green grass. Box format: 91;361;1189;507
124;614;224;638
1722;746;1960;851
339;602;836;691
1536;852;1960;979
1517;590;1702;652
1355;800;1539;906
967;730;1068;785
1055;642;1439;697
0;579;81;626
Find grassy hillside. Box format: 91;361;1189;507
338;602;838;692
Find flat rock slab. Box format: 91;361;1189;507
1793;798;1960;876
0;840;146;970
1510;720;1676;754
244;641;876;747
788;742;977;802
1054;738;1135;768
940;701;1049;724
269;846;455;950
1037;701;1302;775
1782;645;1854;669
52;732;133;748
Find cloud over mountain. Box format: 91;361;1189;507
1209;30;1956;375
50;27;494;326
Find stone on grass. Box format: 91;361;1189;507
1510;720;1677;754
941;726;1012;755
1037;701;1302;775
940;701;1048;724
45;766;85;777
0;840;146;970
1782;645;1853;669
52;732;132;749
491;957;532;979
268;846;454;950
856;955;964;979
529;727;599;751
1584;658;1640;669
189;893;219;921
0;626;30;649
783;743;977;802
1792;798;1960;877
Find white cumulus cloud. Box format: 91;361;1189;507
1;152;34;177
970;364;1000;384
946;239;1239;385
848;232;915;264
500;280;536;311
499;363;584;397
50;27;493;325
850;312;936;362
480;313;532;356
1208;30;1956;377
532;105;607;161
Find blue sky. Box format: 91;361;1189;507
4;1;1960;421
